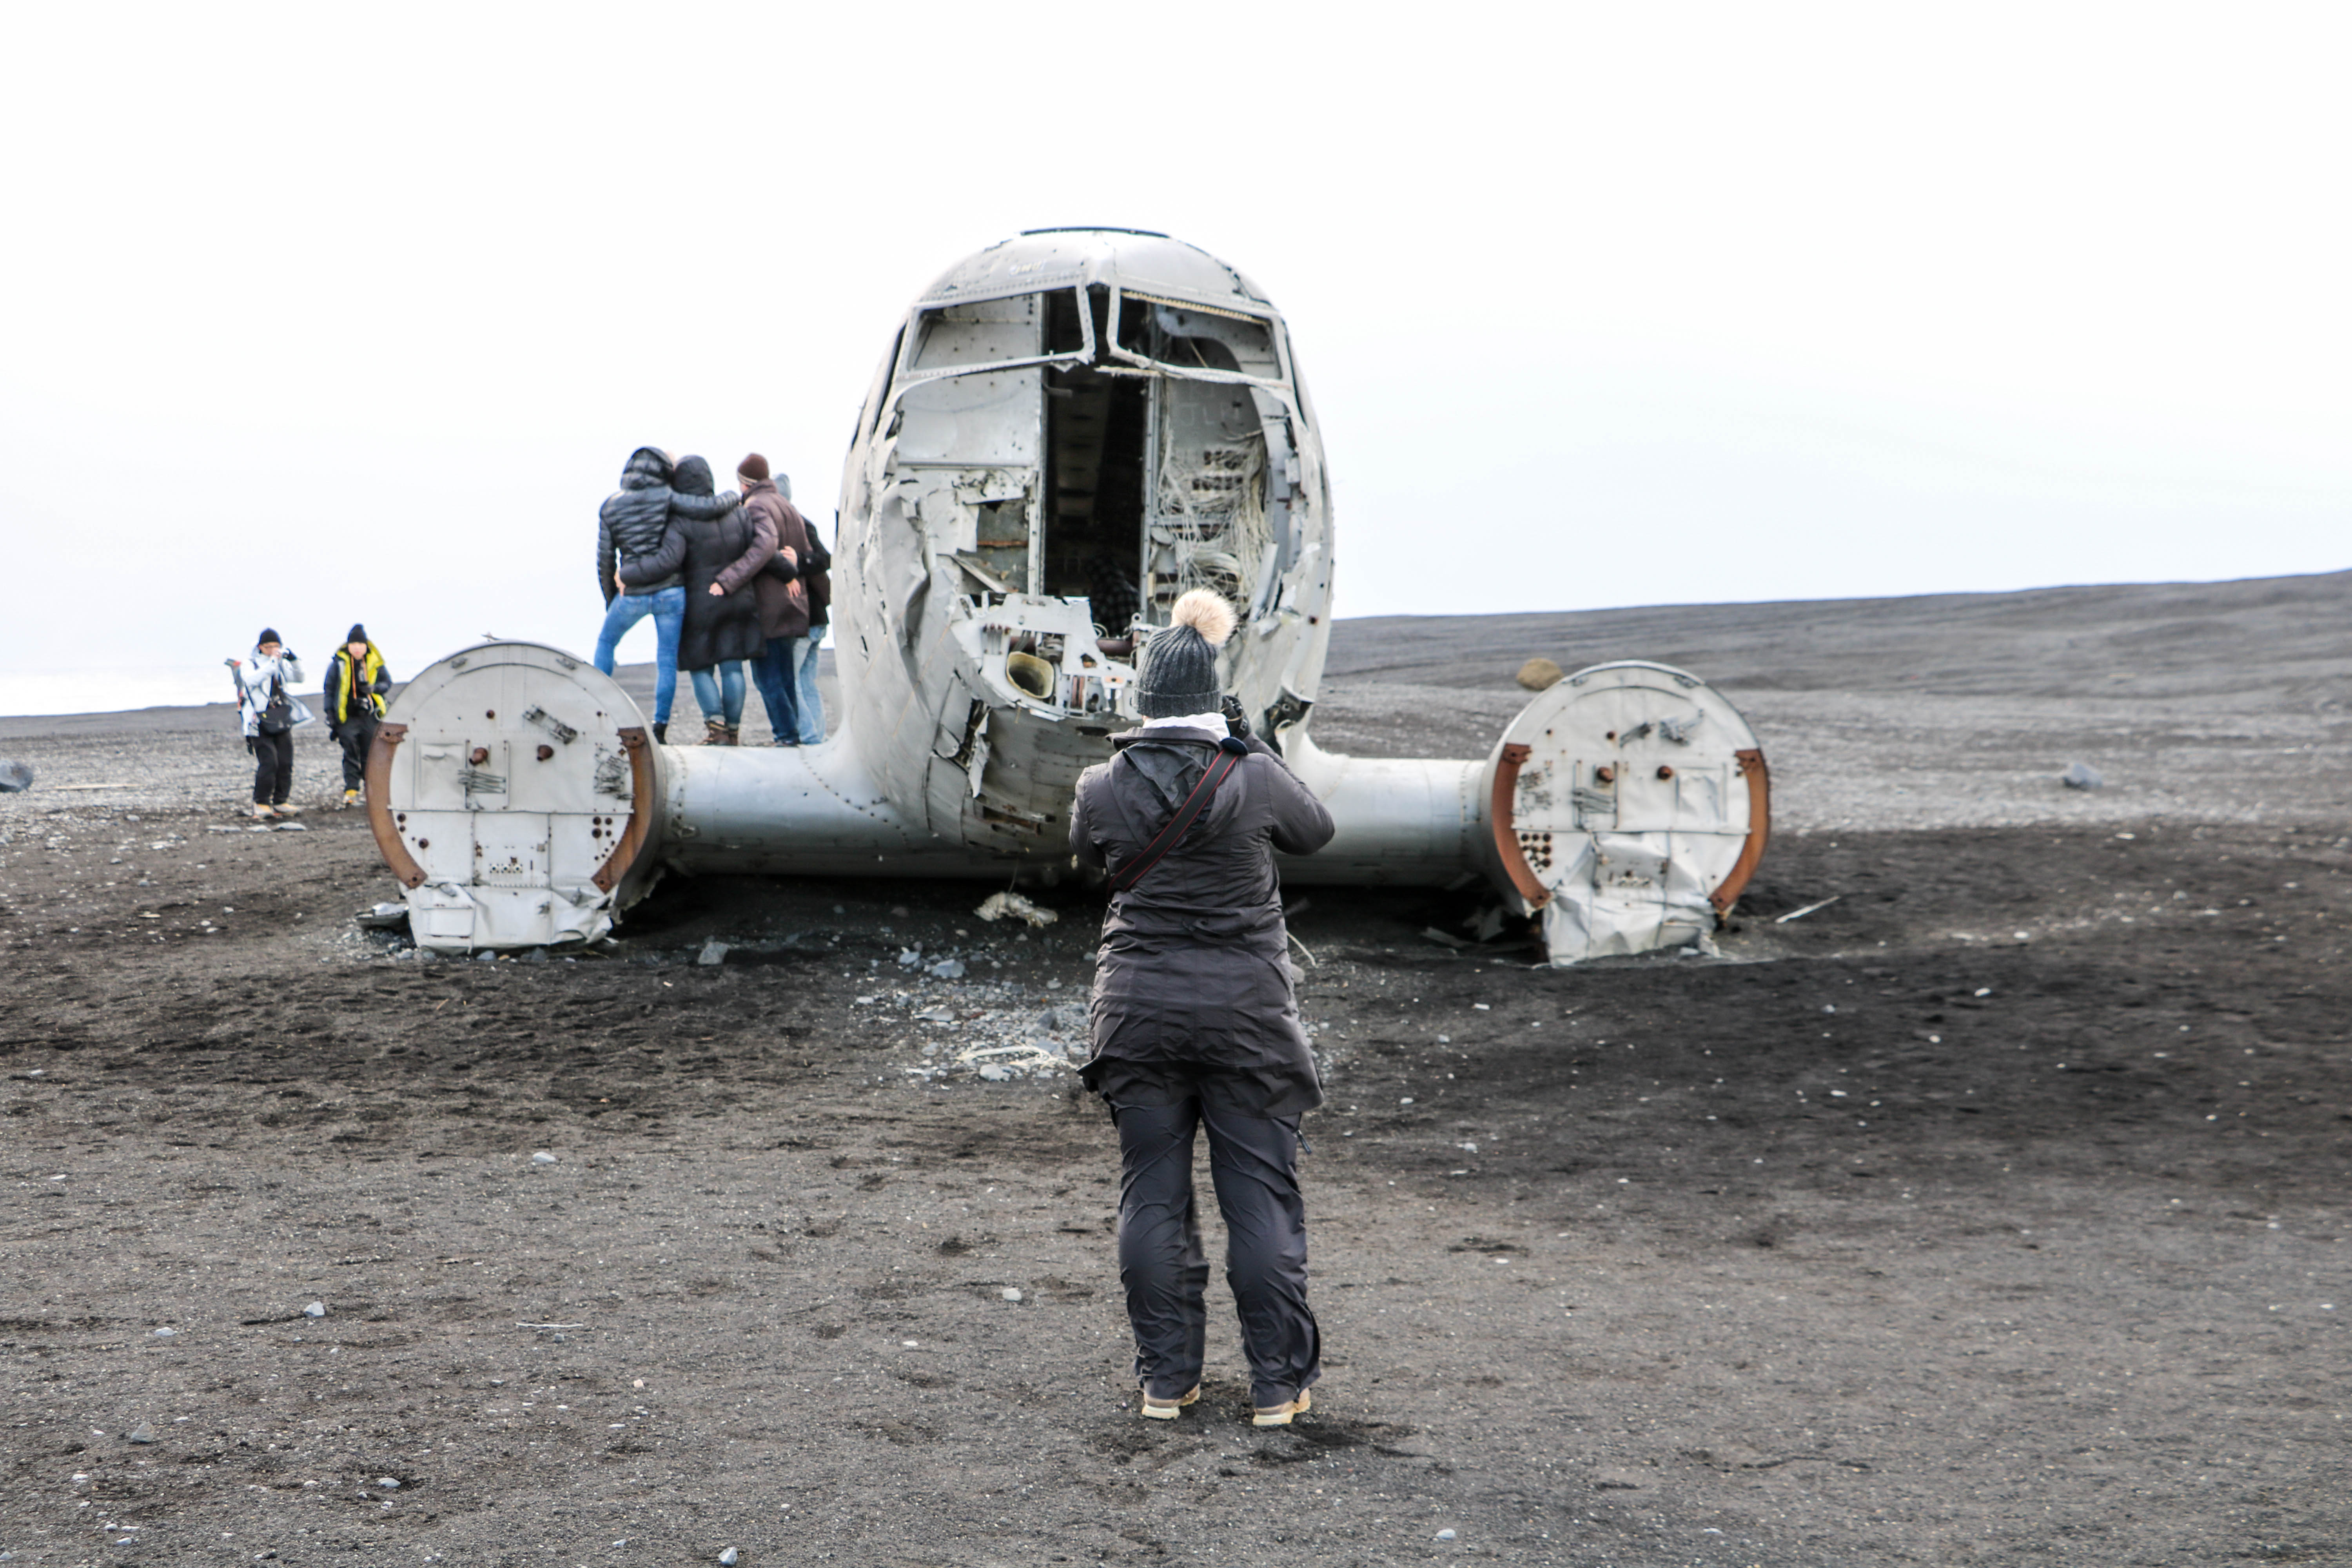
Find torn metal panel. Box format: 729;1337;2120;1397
1482;661;1767;965
370;642;649;952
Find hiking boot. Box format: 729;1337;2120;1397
250;803;277;820
341;789;361;809
272;802;302;816
722;724;741;746
1252;1388;1312;1427
1140;1386;1200;1421
652;722;668;744
702;720;730;746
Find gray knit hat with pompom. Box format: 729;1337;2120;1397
1132;591;1238;718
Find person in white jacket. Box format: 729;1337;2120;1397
226;630;312;818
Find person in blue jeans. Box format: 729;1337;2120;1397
736;454;813;745
592;584;686;741
792;507;832;744
790;634;825;743
622;456;762;744
593;446;740;742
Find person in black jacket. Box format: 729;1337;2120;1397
619;456;765;744
1069;590;1337;1428
593;446;742;743
790;492;833;744
322;626;391;807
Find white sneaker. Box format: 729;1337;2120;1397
1252;1388;1312;1427
1140;1385;1200;1421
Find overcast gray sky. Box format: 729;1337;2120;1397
3;2;2345;713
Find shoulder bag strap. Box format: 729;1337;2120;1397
1110;739;1247;894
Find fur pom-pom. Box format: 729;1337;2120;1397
1169;588;1238;647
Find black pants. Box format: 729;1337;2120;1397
1112;1097;1320;1407
333;717;378;793
248;730;294;806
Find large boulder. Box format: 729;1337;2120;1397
1515;657;1564;692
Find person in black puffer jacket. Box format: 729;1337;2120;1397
620;456;768;744
593;446;742;741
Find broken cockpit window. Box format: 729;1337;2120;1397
1112;294;1283;383
905;292;1049;377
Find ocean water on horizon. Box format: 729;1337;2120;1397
0;667;240;720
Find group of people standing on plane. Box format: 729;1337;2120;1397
593;448;830;746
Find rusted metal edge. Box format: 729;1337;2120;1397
364;724;426;890
593;728;656;893
1711;748;1771;913
1489;742;1551;911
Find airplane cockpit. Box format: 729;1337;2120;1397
841;229;1330;740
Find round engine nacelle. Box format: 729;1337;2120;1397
363;641;662;952
1481;661;1768;963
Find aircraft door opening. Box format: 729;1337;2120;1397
1041;285;1146;635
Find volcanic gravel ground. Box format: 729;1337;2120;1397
3;577;2351;1565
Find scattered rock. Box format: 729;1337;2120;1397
914;1009;954;1025
303;1301;327;1318
1593;1467;1647;1488
976;890;1059;928
532;1151;558;1165
1000;1288;1023;1302
927;958;966;979
377;1477;401;1490
697;939;731;966
1515;657;1564;692
719;1550;740;1566
152;1327;176;1338
1435;1527;1457;1541
1033;1003;1089;1039
474;949;496;963
127;1425;156;1444
2062;761;2104;790
0;760;34;793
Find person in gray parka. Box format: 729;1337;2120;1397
1069;589;1337;1428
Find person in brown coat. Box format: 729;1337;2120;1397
619;456;767;744
736;453;815;746
1069;589;1337;1428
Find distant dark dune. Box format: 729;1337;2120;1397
1323;567;2352;703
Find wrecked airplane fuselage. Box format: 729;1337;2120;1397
367;229;1769;962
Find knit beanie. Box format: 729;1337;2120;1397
1132;590;1237;718
346;624;368;645
737;453;770;483
257;628;282;648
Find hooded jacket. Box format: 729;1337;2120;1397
741;480;812;640
595;447;743;602
1069;725;1336;1116
234;647;314;739
324;643;390;726
630;457;768;670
